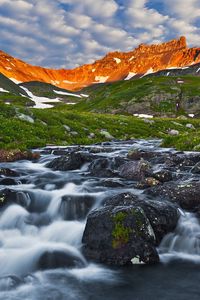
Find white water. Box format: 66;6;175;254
159;212;200;263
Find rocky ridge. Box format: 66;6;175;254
0;36;200;91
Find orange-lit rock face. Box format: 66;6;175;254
0;37;200;91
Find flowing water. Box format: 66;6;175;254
0;140;200;300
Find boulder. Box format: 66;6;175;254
82;205;158;265
119;159;152;180
103;192;179;243
46;152;94;171
146;182;200;211
38;250;86;270
191;162;200;174
0;168;19;177
0;189;31;208
60;195;95;220
88;156;126;177
153;170;173;183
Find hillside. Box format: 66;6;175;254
72;75;200;117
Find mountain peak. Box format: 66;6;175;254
0;36;199;91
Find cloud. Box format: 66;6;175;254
0;0;199;68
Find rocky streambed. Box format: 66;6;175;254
0;139;200;299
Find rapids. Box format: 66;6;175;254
0;139;200;300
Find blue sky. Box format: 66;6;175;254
0;0;200;68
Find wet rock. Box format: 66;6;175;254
101;178;126;188
88;157;126;177
0;150;40;163
0;168;19;177
38;250;85;270
153;170;173;183
0;178;20;185
82;205;159;265
127;149;156;161
0;275;23;290
136;177;160;189
103;192;179;244
46;151;94;171
146;182;200;211
0;189;31;208
119;159;152;180
191;162;200;174
60;195;95;220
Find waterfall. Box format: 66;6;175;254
159;212;200;263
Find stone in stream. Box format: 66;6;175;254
153;170;173;183
0;150;40;163
146;182;200;211
38;250;86;270
0;178;20;185
0;168;19;177
119;159;152;180
82;192;179;265
0;189;31;208
88;156;127;178
60;195;95;220
46;151;95;171
191;162;200;174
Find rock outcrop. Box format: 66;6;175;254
0;37;200;91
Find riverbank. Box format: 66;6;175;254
1;102;200;153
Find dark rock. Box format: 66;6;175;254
153;170;173;183
0;178;20;185
0;150;40;162
119;159;152;180
103;192;179;244
60;195;95;220
0;168;19;177
146;182;200;211
101;179;126;188
0;189;31;208
46;152;94;171
88;157;126;177
136;177;160;189
191;162;200;174
82;205;158;265
38;250;86;270
127;149;157;161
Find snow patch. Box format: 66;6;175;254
196;68;200;73
20;87;61;109
134;114;154;119
63;80;77;84
51;80;60;85
188;114;195;118
53;90;82;98
0;88;9;93
9;78;22;84
129;56;135;61
95;76;109;83
124;72;136;80
141;68;154;78
80;94;89;98
167;72;170;76
114;57;121;64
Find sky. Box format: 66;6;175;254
0;0;200;69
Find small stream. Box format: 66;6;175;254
0;140;200;300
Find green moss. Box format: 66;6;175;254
112;212;132;249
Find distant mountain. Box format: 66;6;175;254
0;37;199;91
